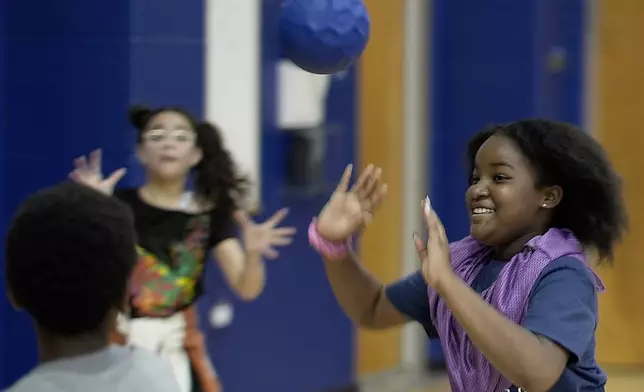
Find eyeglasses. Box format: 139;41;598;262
142;129;196;143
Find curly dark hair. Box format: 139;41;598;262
4;182;137;336
128;104;249;214
466;119;628;262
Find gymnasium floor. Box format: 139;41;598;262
359;367;644;391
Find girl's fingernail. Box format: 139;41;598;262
424;195;431;214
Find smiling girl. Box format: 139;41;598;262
309;119;627;392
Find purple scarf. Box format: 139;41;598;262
427;228;605;392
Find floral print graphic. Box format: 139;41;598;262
129;215;210;317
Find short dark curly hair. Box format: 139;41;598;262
466;119;628;262
5;182;137;336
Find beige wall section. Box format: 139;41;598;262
401;0;429;367
592;0;644;367
357;0;405;375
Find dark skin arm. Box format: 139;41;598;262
420;200;568;392
323;252;409;329
316;164;408;329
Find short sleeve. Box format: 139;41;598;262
522;256;598;362
208;208;237;248
385;270;438;338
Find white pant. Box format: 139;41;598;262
118;313;191;392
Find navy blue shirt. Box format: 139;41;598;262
386;256;606;391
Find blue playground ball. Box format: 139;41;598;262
279;0;371;75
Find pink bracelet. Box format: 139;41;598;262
308;218;351;261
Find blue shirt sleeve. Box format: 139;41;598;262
522;256;598;362
384;270;438;338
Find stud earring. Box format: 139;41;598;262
542;203;547;207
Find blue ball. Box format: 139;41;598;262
279;0;370;75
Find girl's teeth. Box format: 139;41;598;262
473;208;494;214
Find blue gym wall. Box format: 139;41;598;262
0;1;355;391
201;2;355;391
428;0;585;362
0;0;6;383
2;0;132;384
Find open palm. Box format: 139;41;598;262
316;164;388;241
69;149;126;195
413;197;453;287
235;209;296;259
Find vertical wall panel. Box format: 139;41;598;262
357;0;405;375
0;0;7;383
0;0;204;387
592;0;644;366
430;0;538;243
201;1;357;391
1;2;130;385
